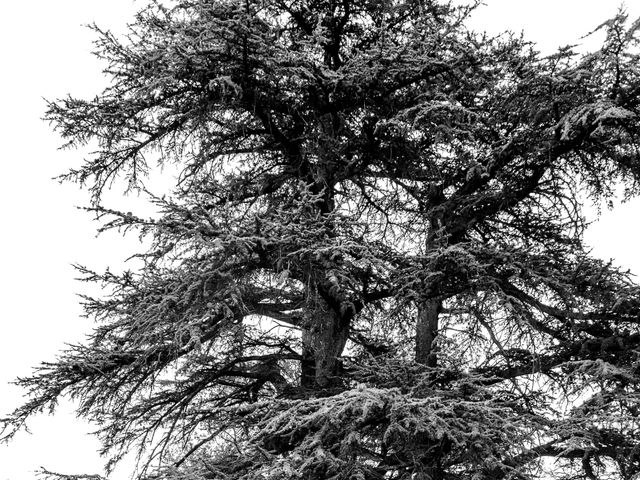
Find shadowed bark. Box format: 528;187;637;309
416;299;441;367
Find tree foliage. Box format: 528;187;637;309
5;1;640;479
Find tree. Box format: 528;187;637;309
4;0;640;479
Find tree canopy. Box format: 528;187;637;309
5;1;640;479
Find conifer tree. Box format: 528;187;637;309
5;1;640;479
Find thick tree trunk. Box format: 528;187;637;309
301;306;348;389
298;176;350;389
416;206;444;367
300;330;316;389
416;299;441;367
312;309;348;388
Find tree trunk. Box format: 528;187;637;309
300;329;316;389
312;308;348;388
301;304;348;389
416;205;444;367
416;299;441;367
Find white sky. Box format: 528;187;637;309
1;1;639;479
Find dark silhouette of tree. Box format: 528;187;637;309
4;1;640;479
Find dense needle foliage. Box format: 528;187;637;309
5;1;640;479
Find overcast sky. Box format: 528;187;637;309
1;1;640;479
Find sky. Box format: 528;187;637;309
1;1;639;479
